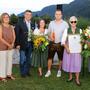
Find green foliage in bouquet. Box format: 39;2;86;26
80;27;90;59
31;34;49;52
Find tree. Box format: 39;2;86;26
32;14;41;24
77;17;90;29
10;14;18;26
41;14;52;24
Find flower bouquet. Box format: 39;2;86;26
80;27;90;58
32;35;49;52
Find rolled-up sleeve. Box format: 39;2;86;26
61;28;68;45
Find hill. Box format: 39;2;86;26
18;0;90;19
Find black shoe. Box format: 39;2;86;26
21;75;26;78
66;78;73;82
27;73;31;76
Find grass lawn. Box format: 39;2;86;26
0;63;90;90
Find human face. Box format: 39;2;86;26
2;15;10;24
24;12;32;21
39;20;45;28
55;11;62;21
70;18;77;27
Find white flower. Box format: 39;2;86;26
86;29;90;33
80;29;82;34
87;26;90;30
84;44;88;49
85;33;88;36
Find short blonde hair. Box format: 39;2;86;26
0;13;10;23
69;16;78;22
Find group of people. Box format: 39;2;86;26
0;9;82;86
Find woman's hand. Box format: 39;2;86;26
63;44;70;54
11;43;14;48
8;45;13;50
66;47;70;54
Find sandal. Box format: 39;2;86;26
2;78;7;82
66;78;73;82
0;78;7;82
75;80;81;86
38;72;42;77
7;75;15;80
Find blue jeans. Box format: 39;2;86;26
20;42;32;76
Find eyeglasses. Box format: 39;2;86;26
70;21;77;23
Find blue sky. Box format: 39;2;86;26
0;0;74;15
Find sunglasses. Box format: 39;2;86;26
70;21;77;23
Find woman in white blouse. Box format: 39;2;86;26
62;16;82;86
32;19;48;76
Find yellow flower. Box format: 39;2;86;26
32;35;49;50
44;42;49;46
40;37;45;42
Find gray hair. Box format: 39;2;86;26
69;16;78;22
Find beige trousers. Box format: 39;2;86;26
0;50;13;78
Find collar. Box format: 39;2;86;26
24;19;31;24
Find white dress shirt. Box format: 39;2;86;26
25;20;31;41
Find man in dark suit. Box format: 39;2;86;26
15;10;35;77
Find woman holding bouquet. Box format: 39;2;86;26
32;19;48;77
62;16;82;86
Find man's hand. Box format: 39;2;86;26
16;45;20;49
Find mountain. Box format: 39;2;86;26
63;0;90;18
33;5;56;18
18;5;56;18
18;0;90;18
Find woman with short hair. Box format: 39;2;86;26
62;16;82;86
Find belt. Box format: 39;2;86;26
50;41;61;45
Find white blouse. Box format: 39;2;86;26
33;28;48;35
61;28;68;45
61;28;81;45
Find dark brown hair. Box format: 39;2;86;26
37;19;46;29
24;10;32;14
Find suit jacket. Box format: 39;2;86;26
15;20;35;50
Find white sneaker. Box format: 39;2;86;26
57;71;61;77
45;71;51;77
